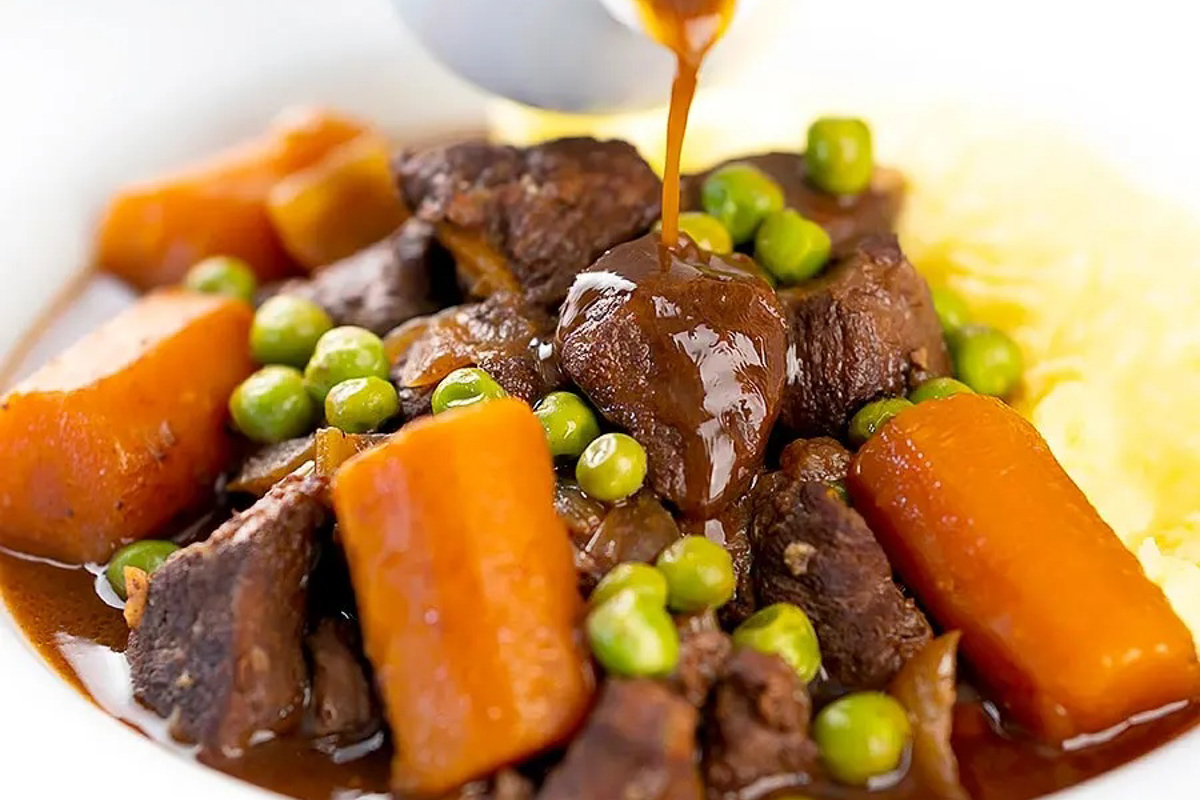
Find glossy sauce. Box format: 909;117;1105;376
634;0;737;245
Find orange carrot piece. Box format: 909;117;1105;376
332;398;594;794
96;108;369;289
849;394;1200;743
267;134;409;271
0;291;253;563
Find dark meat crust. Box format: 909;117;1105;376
537;679;703;800
703;648;817;797
276;219;444;336
682;152;904;255
752;475;932;689
127;473;327;752
778;235;951;437
779;437;852;484
397;137;662;305
673;613;734;708
306;619;380;743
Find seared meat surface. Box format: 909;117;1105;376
396;137;661;305
703;648;818;796
127;473;328;751
574;490;681;592
682;152;904;255
752;475;932;688
558;235;789;518
674;612;734;708
778;235;951;437
306;618;380;743
537;679;704;800
779;437;852;484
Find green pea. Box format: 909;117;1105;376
592;562;669;607
814;692;912;786
701;162;785;244
655;535;735;613
909;376;974;404
304;326;390;403
183;255;257;303
806;117;874;196
930;285;971;334
431;367;508;415
251;295;333;367
106;540;180;600
325;376;399;434
230;365;317;443
733;602;822;682
534;391;601;458
676;211;734;254
586;590;679;678
575;433;647;502
848;398;913;447
755;209;832;285
951;325;1023;398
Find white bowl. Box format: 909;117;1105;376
1;1;1198;799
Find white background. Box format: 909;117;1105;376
1;1;1199;798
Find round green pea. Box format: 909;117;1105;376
848;398;913;447
230;365;317;443
930;285;971;334
303;326;389;403
106;540;180;600
251;295;333;367
592;562;669;607
586;590;679;678
806;117;874;196
814;692;912;786
183;255;257;303
675;211;734;254
733;602;822;682
325;376;399;434
534;391;601;458
655;535;735;613
909;376;974;404
701;162;785;244
754;209;832;284
951;325;1023;398
431;367;508;415
576;433;647;502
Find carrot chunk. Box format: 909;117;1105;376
96;108;368;289
332;398;594;794
0;291;253;563
849;394;1200;742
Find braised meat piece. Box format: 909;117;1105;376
682;152;904;255
389;293;564;419
558;235;789;518
276;219;451;335
575;490;680;592
538;679;703;800
779;437;851;484
127;473;328;751
673;612;733;707
227;435;315;496
752;475;932;688
306;618;380;743
777;235;951;437
396;137;661;305
704;648;818;796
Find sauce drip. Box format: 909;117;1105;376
634;0;738;247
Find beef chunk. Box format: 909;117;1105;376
779;437;851;484
673;612;733;707
558;235;789;517
575;490;680;592
682;152;904;255
390;293;563;419
127;473;327;751
752;475;931;688
777;235;951;437
306;619;380;743
538;679;703;800
704;648;817;796
397;137;661;305
277;219;448;336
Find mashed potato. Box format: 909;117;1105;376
491;99;1200;643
